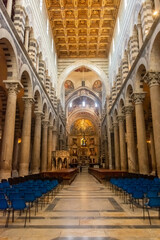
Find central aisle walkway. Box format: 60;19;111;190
1;172;160;240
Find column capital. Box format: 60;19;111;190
34;111;43;118
25;26;30;31
3;80;23;96
132;92;146;104
117;115;125;122
123;105;134;115
42;120;49;128
23;97;34;108
48;125;53;130
113;121;118;127
143;72;160;87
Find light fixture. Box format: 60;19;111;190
147;140;151;144
153;10;158;16
18;138;22;144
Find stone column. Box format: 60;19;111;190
31;111;43;174
19;98;33;176
150;129;156;174
144;72;160;176
12;134;19;177
113;121;120;170
13;5;26;42
137;23;143;49
38;59;46;85
122;52;129;83
28;38;38;67
140;0;153;40
133;92;149;174
41;120;48;172
52;128;57;150
7;0;13;17
24;26;30;51
129;29;139;66
0;81;22;179
154;0;160;10
47;125;53;171
118;115;127;171
36;52;40;73
124;105;137;173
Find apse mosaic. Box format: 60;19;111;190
92;80;102;93
70;119;96;136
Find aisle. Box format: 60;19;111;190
1;172;160;240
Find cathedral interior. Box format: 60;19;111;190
0;0;160;239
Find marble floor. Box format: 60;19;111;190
1;172;160;240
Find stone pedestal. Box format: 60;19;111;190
19;98;33;176
133;92;149;174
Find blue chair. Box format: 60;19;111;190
0;199;11;227
144;197;160;224
10;199;29;227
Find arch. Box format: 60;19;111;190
148;29;160;71
134;63;147;91
118;98;125;114
0;28;19;81
34;89;42;112
20;65;33;98
58;60;109;98
42;102;48;120
125;84;134;104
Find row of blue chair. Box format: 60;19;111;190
0;179;59;227
110;177;160;224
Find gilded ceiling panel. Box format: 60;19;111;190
45;0;121;58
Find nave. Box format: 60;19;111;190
1;173;160;240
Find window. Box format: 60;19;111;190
52;39;54;52
40;0;43;11
124;0;127;9
118;17;120;34
95;103;98;108
82;101;86;107
69;102;72;108
47;19;49;35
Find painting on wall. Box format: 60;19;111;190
64;80;74;95
92;80;102;93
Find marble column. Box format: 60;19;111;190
133;92;149;174
24;26;30;51
137;23;143;49
7;0;13;17
19;98;33;176
47;125;53;171
41;120;48;172
144;72;160;176
118;115;127;171
52;128;57;151
0;81;22;179
113;121;120;170
150;129;156;174
12;135;19;177
124;105;137;173
31;111;43;174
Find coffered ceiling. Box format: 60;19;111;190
45;0;121;58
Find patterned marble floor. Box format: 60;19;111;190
1;172;160;240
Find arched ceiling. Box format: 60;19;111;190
45;0;121;58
